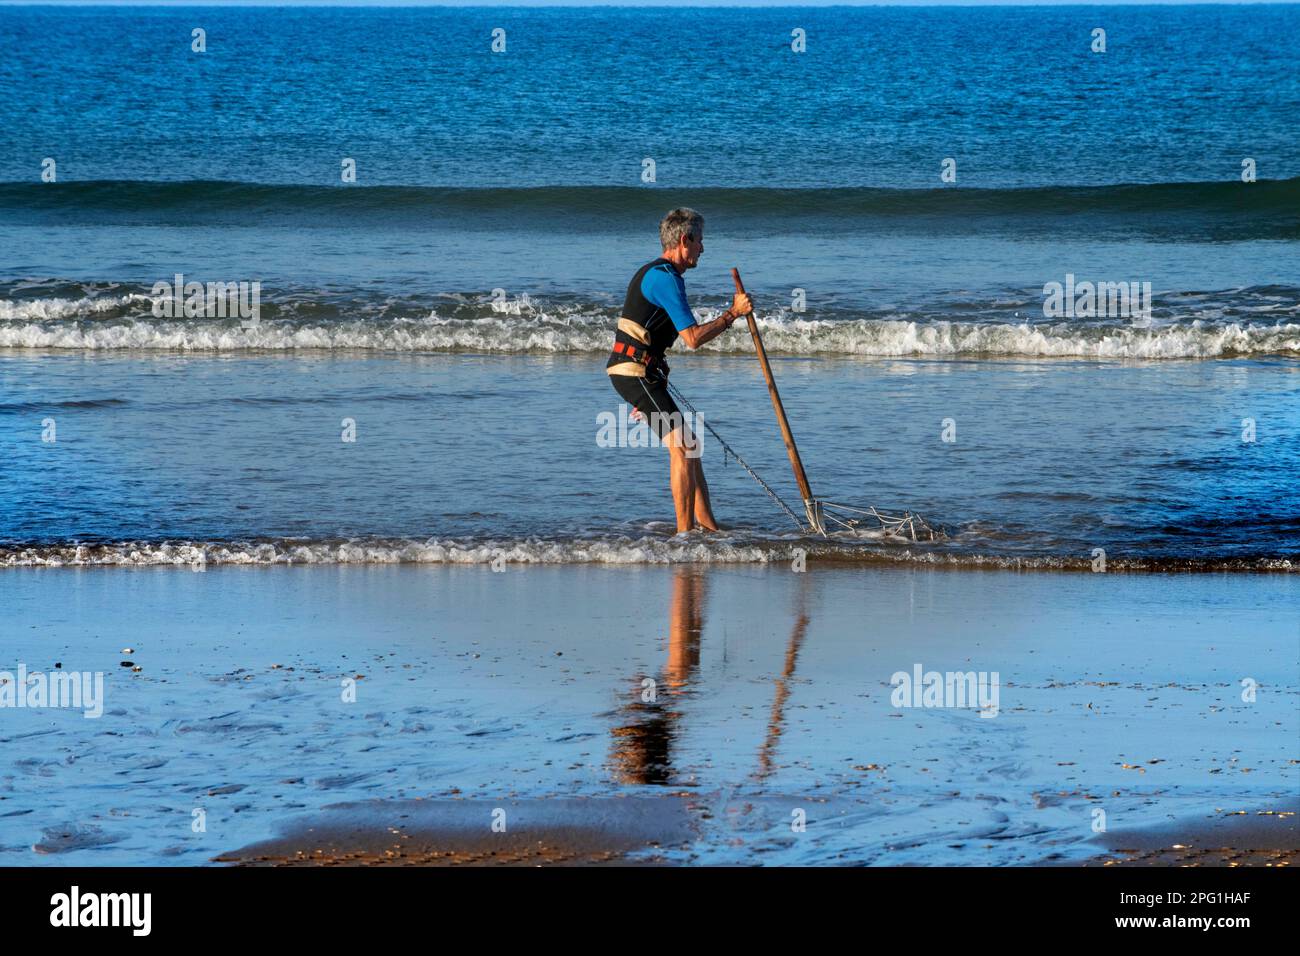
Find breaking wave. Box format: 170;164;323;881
3;277;1297;357
3;310;1298;358
1;537;1292;573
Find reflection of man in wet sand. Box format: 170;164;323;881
610;567;704;784
611;566;812;787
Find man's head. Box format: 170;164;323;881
659;207;704;271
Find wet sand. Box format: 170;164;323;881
217;801;1300;868
3;563;1296;866
1083;804;1298;867
215;797;695;866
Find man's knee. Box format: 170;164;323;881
666;432;702;459
660;419;700;459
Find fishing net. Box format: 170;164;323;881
664;378;942;541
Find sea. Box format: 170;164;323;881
1;3;1298;572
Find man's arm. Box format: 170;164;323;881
642;266;752;351
678;310;736;350
678;291;752;349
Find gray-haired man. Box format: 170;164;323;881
606;208;752;533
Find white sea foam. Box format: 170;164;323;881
0;538;1291;572
0;538;777;568
0;293;153;322
2;309;1298;358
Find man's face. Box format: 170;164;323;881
681;230;703;269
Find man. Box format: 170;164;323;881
607;208;752;534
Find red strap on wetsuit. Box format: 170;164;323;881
612;340;651;365
612;340;668;379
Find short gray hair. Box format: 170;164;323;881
659;208;704;251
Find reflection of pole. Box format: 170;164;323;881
731;268;825;536
753;612;810;782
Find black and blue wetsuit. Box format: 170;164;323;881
607;258;698;437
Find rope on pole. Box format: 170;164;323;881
663;382;944;541
664;378;805;531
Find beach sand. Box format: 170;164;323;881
4;563;1295;866
214;798;1299;868
214;797;695;866
1084;804;1298;867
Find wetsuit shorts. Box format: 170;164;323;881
610;372;684;441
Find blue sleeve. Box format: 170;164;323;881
641;265;697;331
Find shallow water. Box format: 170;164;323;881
1;351;1295;569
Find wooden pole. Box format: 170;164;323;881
731;268;825;535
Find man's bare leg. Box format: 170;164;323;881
666;428;697;533
676;424;719;531
690;457;720;531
